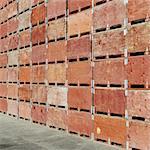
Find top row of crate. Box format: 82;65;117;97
0;0;149;23
0;0;44;10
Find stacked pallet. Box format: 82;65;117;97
0;0;149;149
92;0;127;147
0;0;19;118
126;1;150;149
67;0;92;137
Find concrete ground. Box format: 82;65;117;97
0;114;118;150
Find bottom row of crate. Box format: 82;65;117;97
0;99;150;150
